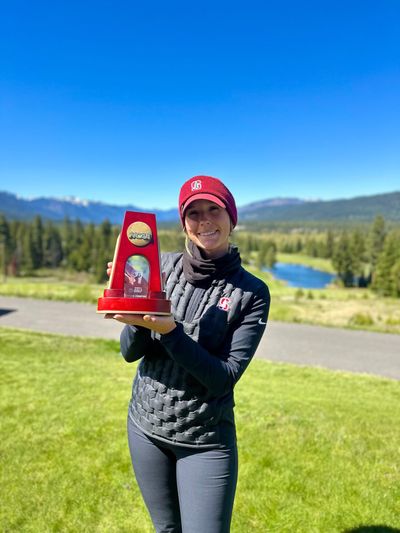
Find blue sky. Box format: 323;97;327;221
1;1;399;209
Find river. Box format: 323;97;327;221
265;262;336;289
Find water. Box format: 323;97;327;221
265;262;336;289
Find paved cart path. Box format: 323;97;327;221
1;296;399;380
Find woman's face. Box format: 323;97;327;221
184;199;231;259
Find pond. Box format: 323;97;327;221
265;262;336;289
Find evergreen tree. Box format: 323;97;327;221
255;240;277;269
325;230;334;258
349;229;366;283
93;219;115;283
332;232;355;287
389;260;400;298
69;223;95;271
304;237;320;258
265;246;277;268
368;215;386;272
372;230;400;296
0;215;12;279
61;217;74;267
43;221;63;268
30;216;44;269
295;238;302;253
9;220;24;275
21;222;36;272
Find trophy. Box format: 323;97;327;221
97;211;171;315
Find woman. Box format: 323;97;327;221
108;175;270;533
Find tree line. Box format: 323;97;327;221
0;214;399;296
0;216;118;283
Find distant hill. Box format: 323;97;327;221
0;190;399;223
238;191;400;222
0;191;177;224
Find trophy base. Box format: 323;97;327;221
97;296;171;315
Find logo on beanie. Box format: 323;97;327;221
217;297;232;312
191;180;202;191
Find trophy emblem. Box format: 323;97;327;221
97;211;171;315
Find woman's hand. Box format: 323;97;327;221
109;313;177;335
106;261;113;277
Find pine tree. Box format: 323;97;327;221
10;220;24;275
30;216;44;269
0;215;11;279
93;219;115;283
325;230;334;258
43;221;63;268
349;229;366;283
21;223;36;273
61;217;74;267
368;215;386;272
389;260;400;298
332;232;355;287
372;230;400;296
255;240;277;270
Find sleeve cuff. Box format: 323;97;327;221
160;321;184;343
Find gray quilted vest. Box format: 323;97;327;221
128;252;253;447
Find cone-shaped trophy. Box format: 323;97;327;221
97;211;171;315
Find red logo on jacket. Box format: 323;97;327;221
217;297;231;312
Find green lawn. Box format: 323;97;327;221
1;328;399;532
0;275;102;303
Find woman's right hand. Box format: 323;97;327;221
106;261;113;277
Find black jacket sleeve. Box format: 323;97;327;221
120;325;154;363
159;284;270;396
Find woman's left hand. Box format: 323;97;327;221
106;313;177;335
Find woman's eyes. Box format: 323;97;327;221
188;207;220;217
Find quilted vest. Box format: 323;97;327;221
128;252;253;448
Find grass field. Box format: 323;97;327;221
1;328;399;532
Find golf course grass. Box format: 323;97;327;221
0;328;399;532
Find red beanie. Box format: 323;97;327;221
179;175;238;228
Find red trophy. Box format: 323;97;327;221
97;211;171;315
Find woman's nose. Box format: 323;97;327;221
198;211;211;223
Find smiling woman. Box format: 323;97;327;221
184;200;232;258
109;175;270;533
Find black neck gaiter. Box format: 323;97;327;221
182;240;241;285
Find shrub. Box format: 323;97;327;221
294;288;304;301
349;312;374;326
73;284;96;303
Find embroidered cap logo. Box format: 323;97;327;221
191;180;202;191
217;297;231;312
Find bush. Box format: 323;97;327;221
294;288;304;301
73;284;96;303
349;313;374;326
385;317;400;326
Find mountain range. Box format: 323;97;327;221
0;190;399;224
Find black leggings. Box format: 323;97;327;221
127;417;238;533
